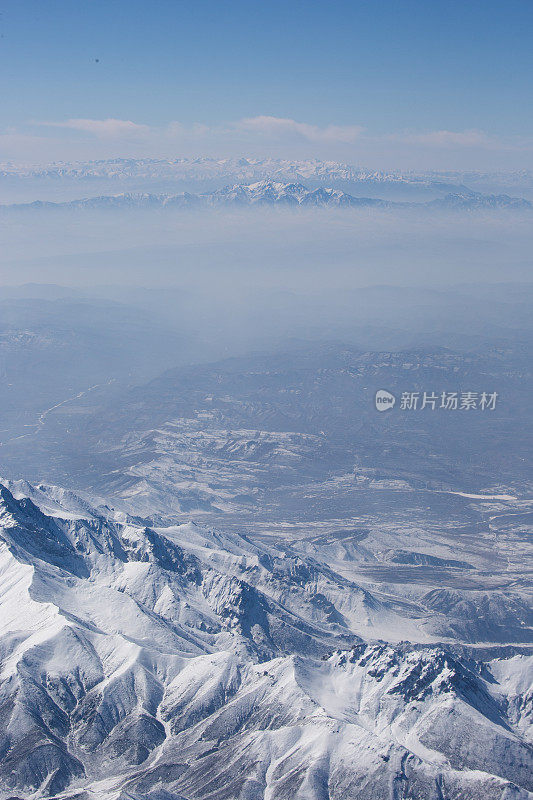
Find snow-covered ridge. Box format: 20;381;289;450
1;179;531;211
0;157;454;182
0;478;532;799
2;156;532;189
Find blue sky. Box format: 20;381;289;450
1;0;532;168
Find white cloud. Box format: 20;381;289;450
6;116;531;170
36;117;496;152
33;115;365;148
391;129;496;148
166;121;211;137
39;118;151;138
235;116;364;143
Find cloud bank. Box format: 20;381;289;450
234;116;364;143
1;116;532;171
41;118;151;138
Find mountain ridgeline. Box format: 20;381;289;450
1;179;531;213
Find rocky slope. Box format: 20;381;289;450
0;481;531;799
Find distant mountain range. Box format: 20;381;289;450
2;157;533;190
0;157;466;183
1;179;531;212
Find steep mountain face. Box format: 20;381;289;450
0;481;531;800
